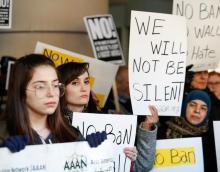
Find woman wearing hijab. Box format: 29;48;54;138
158;90;217;171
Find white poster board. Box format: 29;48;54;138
129;10;187;116
150;137;204;172
0;141;114;172
72;112;137;172
0;0;12;29
173;0;220;71
84;14;125;65
35;41;119;108
213;121;220;172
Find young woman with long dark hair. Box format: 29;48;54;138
0;54;105;151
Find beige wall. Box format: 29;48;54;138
0;0;108;58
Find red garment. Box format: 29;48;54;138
130;162;134;172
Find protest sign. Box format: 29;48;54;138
129;10;187;116
84;14;125;65
150;137;204;172
0;141;114;172
72;112;137;172
35;41;119;108
0;0;12;29
173;0;220;71
213;121;220;172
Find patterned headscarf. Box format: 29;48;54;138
181;90;211;125
165;90;211;138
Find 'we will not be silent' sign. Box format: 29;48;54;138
129;11;187;116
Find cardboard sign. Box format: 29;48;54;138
0;0;12;29
84;14;125;65
129;10;187;116
213;121;220;172
72;112;137;172
150;137;204;172
173;0;220;71
0;141;114;172
35;41;119;108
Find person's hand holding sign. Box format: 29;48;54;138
123;146;138;161
123;106;159;163
1;135;29;153
86;131;107;148
142;105;159;130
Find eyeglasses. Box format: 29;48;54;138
26;83;65;98
207;81;220;86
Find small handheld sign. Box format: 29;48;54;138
84;14;125;65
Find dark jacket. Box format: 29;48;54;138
32;129;85;145
0;119;85;145
210;93;220;121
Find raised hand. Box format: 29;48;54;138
2;135;29;153
142;105;159;130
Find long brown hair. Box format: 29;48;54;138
6;54;80;143
57;62;99;113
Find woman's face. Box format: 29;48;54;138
207;74;220;97
185;99;208;125
191;71;208;89
26;65;60;117
65;71;90;111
